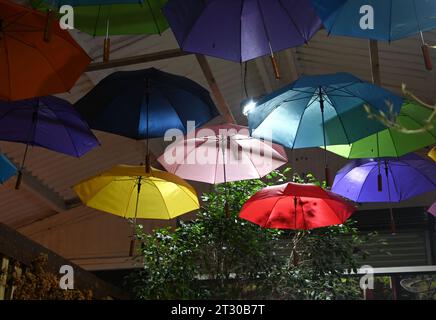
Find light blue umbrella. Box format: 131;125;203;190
311;0;436;69
0;154;17;184
247;72;403;185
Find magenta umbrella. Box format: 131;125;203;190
157;124;287;184
428;202;436;217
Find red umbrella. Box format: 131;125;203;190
239;182;356;230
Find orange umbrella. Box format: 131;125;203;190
0;0;91;101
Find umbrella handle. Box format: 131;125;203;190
44;9;53;42
103;38;111;63
422;45;433;71
270;55;281;80
15;170;23;190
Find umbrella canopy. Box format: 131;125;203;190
0;96;100;158
73;165;200;219
248;72;403;149
429;146;436;162
0;0;91;101
0;153;16;184
239;182;356;230
428;202;436;217
332;154;436;203
163;0;321;62
0;96;100;189
157;124;288;184
311;0;436;42
75;68;219;140
37;0;169;36
325;101;436;158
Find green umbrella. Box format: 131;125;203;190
33;0;168;61
325;101;436;158
72;1;169;36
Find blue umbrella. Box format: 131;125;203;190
75;68;219;139
247;72;403;185
75;67;219;170
0;154;17;184
311;0;436;69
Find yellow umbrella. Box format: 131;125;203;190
429;147;436;162
73;165;199;220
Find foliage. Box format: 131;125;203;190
127;168;373;300
5;254;92;300
364;84;435;134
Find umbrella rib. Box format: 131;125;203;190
276;0;307;42
326;1;352;36
2;35;12;99
386;164;401;200
409;161;436;189
403;113;436;140
326;94;352;144
150;180;172;219
387;127;402;157
124;178;139;218
41;105;81;157
6;33;70;92
179;0;214;49
264;196;285;228
236;139;262;179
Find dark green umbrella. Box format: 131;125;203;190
34;0;168;61
325;101;436;159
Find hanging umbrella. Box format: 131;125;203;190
428;202;436;218
73;164;199;255
163;0;322;79
73;165;199;219
239;182;356;230
157;123;288;184
325;101;436;159
0;96;100;189
75;68;219;140
0;153;16;184
429;146;436;162
332;153;436;233
247;72;403;185
0;0;91;101
35;0;169;61
310;0;436;70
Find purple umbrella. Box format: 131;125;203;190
332;154;436;233
0;96;100;188
163;0;322;79
428;202;436;217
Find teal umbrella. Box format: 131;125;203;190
247;72;403;185
0;154;17;184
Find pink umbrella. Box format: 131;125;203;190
157;124;287;184
428;202;436;217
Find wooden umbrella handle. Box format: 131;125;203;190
270;55;281;80
422;45;433;71
103;38;111;63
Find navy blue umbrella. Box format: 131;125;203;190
75;68;219;140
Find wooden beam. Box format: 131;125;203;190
195;54;237;124
369;40;382;86
86;48;191;72
0;223;129;299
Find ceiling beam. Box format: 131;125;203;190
195;54;237;124
85;48;191;72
